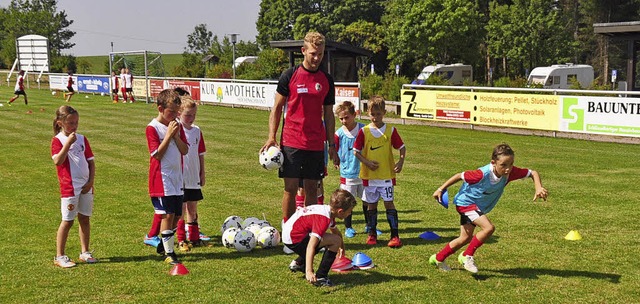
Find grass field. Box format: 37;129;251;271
76;54;183;75
0;87;639;303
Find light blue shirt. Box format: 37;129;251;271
336;122;364;179
454;164;508;214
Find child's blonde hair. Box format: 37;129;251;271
334;100;356;115
368;95;386;112
180;95;197;111
329;189;357;211
492;143;515;160
304;32;325;48
53;105;78;135
156;89;181;109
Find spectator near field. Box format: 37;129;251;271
429;143;548;273
64;72;75;102
7;70;28;105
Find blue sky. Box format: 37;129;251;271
0;0;261;56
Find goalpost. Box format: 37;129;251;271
108;50;165;102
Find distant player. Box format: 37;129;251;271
64;72;75;102
124;68;135;103
7;70;28;105
110;71;120;103
120;68;128;102
429;143;548;273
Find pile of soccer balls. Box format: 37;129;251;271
221;216;281;253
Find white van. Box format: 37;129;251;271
411;63;473;85
234;56;258;68
527;64;594;89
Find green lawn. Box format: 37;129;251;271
0;87;638;303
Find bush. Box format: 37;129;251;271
360;72;409;101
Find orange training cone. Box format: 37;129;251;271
169;263;189;276
564;230;582;241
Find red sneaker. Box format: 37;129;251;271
366;235;377;245
387;236;403;248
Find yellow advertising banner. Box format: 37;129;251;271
400;90;560;131
132;79;149;98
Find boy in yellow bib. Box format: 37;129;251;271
353;96;406;248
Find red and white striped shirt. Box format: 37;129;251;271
146;119;188;197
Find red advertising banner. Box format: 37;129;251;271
150;79;164;98
166;80;201;100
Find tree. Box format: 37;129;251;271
383;0;484;78
0;0;75;71
186;24;213;55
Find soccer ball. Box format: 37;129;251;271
101;92;105;96
221;215;243;233
255;220;271;229
245;223;263;237
222;227;239;248
233;230;256;252
257;226;280;248
51;91;56;95
241;217;261;229
259;146;283;170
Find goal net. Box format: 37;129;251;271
109;50;165;102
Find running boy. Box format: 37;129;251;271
283;189;356;287
51;105;97;267
8;70;27;105
334;101;367;238
429;143;548;273
175;96;209;251
145;89;188;264
354;96;406;248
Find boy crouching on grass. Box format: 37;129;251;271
429;143;547;273
282;189;356;287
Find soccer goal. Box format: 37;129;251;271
109;50;165;102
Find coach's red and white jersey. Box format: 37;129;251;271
51;132;94;198
146;118;188;197
14;75;24;91
182;125;206;189
123;73;133;88
282;205;335;244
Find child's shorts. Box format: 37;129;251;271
151;195;183;216
340;183;364;200
183;188;203;202
60;193;94;221
363;180;394;203
456;204;485;226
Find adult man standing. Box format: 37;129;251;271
261;32;338;223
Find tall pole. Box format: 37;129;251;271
230;34;238;80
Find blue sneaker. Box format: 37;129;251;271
345;227;356;238
364;226;383;236
144;234;161;248
199;232;211;242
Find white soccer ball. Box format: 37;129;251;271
222;227;239;248
241;217;261;229
257;226;280;248
101;92;105;96
221;215;243;233
51;91;56;95
245;223;263;237
255;220;271;229
85;95;89;98
259;146;284;170
233;230;256;252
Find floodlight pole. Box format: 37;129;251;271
230;34;238;80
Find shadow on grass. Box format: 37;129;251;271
475;267;621;283
101;246;292;264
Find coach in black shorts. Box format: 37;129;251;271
260;31;338;222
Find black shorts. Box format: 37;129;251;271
112;89;118;94
67;86;74;93
14;90;26;96
279;146;325;180
126;88;133;92
183;188;203;202
285;235;322;257
457;205;484;226
151;196;183;216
